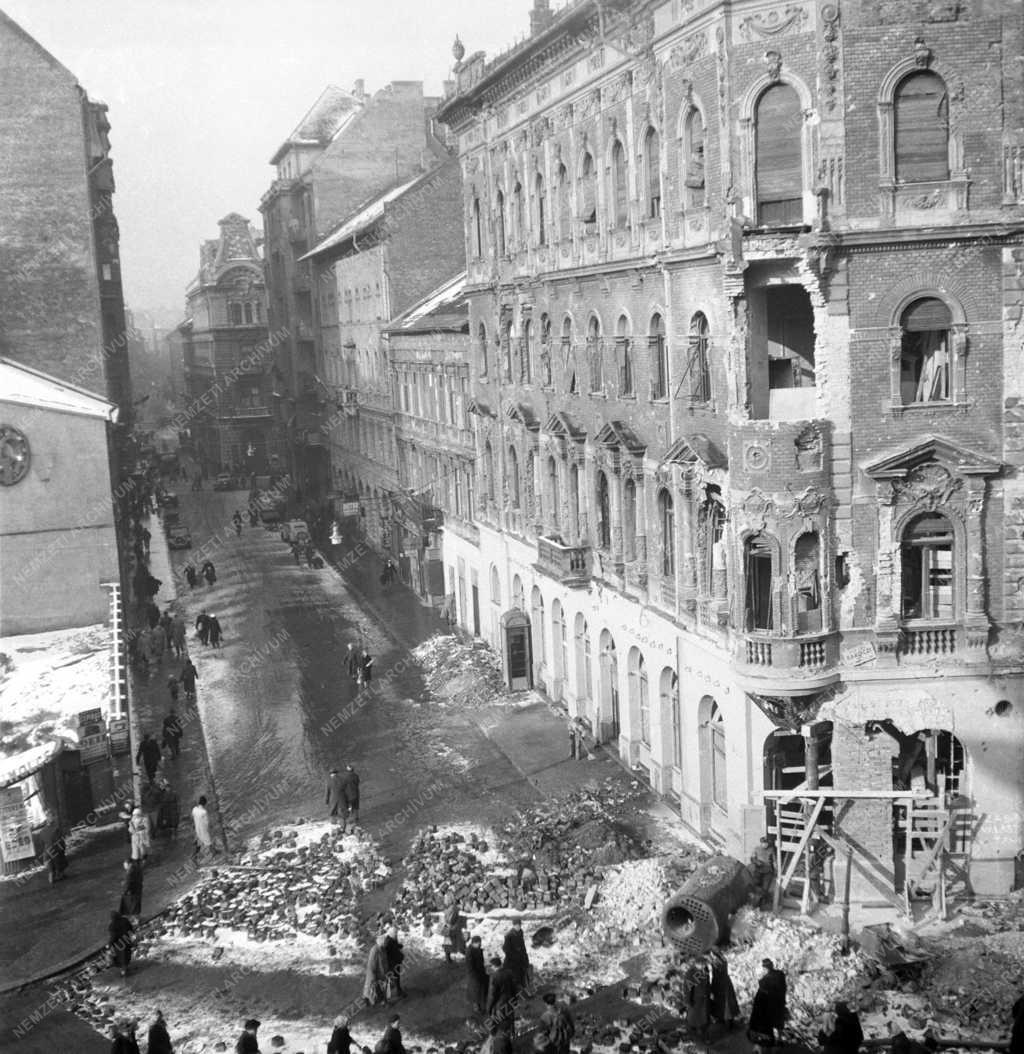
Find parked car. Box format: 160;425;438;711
213;472;234;491
160;492;180;508
167;524;192;549
281;520;311;545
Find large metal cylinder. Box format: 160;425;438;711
661;855;753;955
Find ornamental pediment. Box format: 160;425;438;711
467;398;495;418
595;420;645;455
543;411;586;442
663;433;728;471
863;435;1001;481
505;401;539;431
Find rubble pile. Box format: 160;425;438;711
151;823;390;948
411;634;513;708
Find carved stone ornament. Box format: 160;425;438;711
554;104;574;130
577;90;601;121
607;72;632;105
742;488;774;521
913;36;932;67
764;50;783;81
820;3;841;114
739;5;809;40
670;31;708;69
894;463;962;507
743;442;771;473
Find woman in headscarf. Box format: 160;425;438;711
363;933;389;1006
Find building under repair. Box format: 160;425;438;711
435;0;1024;910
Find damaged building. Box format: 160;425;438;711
435;0;1024;907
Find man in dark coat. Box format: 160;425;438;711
709;949;740;1029
502;917;531;991
120;858;144;917
818;1001;864;1054
108;910;134;977
184;564;198;589
162;709;183;758
442;896;466;962
208;614;223;649
180;658;198;699
683;961;711;1040
384;924;406;999
487;955;519;1034
327;1014;355;1054
136;733;162;783
748;958;787;1051
202;560;217;587
326;768;344;824
146;1010;173;1054
360;652;374;687
341;764;360;830
378;1015;405;1054
195;611;210;646
235;1019;260;1054
111;1017;141;1054
466;935;488;1014
539;992;575;1054
363;933;389;1006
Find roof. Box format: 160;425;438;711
269;86;361;165
0;741;66;790
387;272;468;335
302;174;425;260
0;358;116;421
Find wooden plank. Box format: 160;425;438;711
774;797;825;911
763;789;934;801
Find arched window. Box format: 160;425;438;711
658;488;675;576
531;586;546;664
596;471;611;550
586;314;602;392
683;108;706;207
490;564;501;605
623;477;637;561
495;187;507;257
547;455;560;531
755;83;803;225
794;531;822;633
616;314;633;396
579;153;597;226
900;297;951;404
540;313;553;386
610;139;629;228
483;440;495;503
704;488;726;599
638;653;650;745
895;71;949;184
535;173;547;246
562;315;578;394
478;322;488;376
522;318;533;384
901;513;954;620
507;444;520;508
511;181;524;248
649;313;668;400
501;319;514;380
556;164;571;240
661;668;682;769
709;701;726;808
689;312;711;404
512;574;524;611
471;195;483;258
744;533;776;631
643;128;661;219
525;450;536;520
569;463;581;539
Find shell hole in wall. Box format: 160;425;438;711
994;700;1013;717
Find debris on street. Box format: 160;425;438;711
412;633;530;709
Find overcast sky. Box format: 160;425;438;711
2;0;529;320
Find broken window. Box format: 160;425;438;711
745;533;775;631
793;532;822;633
901;513;954;620
683;108;706;208
579;153;597;227
611;139;629;228
644;128;661;219
895;71;949;184
649;313;668;400
597;470;611;550
689;311;711;404
900;297;951;404
755;83;803;225
658;488;675;577
616;314;633;396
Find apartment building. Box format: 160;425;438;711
436;0;1024;904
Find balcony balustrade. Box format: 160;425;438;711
898;623;958;658
535;535;591;587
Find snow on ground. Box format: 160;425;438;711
0;622;110;756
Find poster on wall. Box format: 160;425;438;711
0;786;35;863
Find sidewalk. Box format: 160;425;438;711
0;516;218;998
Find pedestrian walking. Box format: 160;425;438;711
377;1015;405;1054
180;658;198;700
235;1019;261;1054
341;764;360;829
42;811;68;884
167;675;180;707
539;993;576;1054
466;935;488;1014
747;958;788;1054
141;779;163;838
195;611;210;646
128;806;151;862
146;1010;173;1054
326;767;344;825
442;895;466;962
201;560;217;587
327;1014;355;1054
184;564;198;589
292;540;302;565
150;624;166;665
108;910;135;978
208;614;223;649
383;923;406;999
160;610;173;646
136;733;162;783
486;956;518;1035
162;709;183;758
111;1017;141;1054
363;932;389;1006
709;949;740;1029
171;615;187;658
818;1001;864;1054
249;507;258;527
191;795;214;862
502;916;531;991
233;510;243;536
360;651;374;687
346;643;360;682
119;858;144;918
682;960;711;1041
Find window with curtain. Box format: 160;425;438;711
755;84;803;225
644;128;661;219
611;140;629;227
894;71;949;183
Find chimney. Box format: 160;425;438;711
354;78;365;99
530;0;553;35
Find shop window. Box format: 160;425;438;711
745;533;775;631
901;513;954;620
900;297;951;404
755;84;803;225
895;71;949;184
643;128;661;219
610;140;629;228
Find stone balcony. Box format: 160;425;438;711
736;630;842;693
535;535;591;588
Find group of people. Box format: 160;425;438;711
346;642;374;688
194;609;224;648
184;559;218;590
326;765;361;830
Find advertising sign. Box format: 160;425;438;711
0;786;35;863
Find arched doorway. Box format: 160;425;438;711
599;629;620;744
501;609;533;692
698;696;727;835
